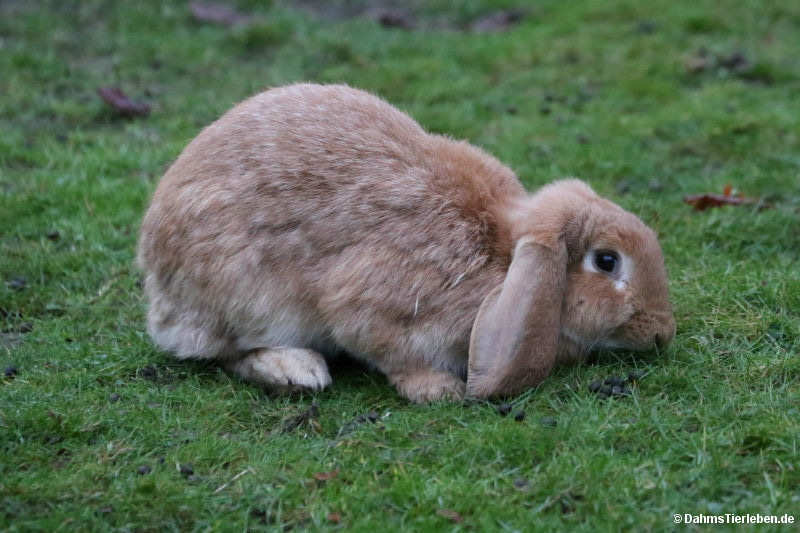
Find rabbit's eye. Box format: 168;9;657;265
594;250;619;273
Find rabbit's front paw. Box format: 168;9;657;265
227;347;332;391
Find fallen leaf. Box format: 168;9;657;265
327;512;342;523
436;509;463;523
97;87;150;117
312;469;339;481
684;47;714;74
471;10;525;32
190;2;250;26
684;54;710;74
683;184;768;211
683;192;759;211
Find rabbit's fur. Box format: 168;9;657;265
138;84;675;402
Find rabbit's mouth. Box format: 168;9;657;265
558;328;600;364
560;327;642;357
608;310;676;352
596;336;635;350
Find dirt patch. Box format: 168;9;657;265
469;9;525;32
190;2;252;26
281;402;320;433
336;409;380;437
131;364;192;385
683;48;777;85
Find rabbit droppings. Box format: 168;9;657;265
138;84;675;403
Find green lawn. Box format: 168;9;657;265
2;0;799;530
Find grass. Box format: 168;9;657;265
1;0;799;530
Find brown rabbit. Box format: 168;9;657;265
138;83;675;403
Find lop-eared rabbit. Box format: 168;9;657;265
138;84;675;403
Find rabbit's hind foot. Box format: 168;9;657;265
389;369;466;403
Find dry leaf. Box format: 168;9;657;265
436;509;463;523
684;55;710;74
327;512;342;523
97;87;151;117
190;2;251;26
683;193;756;210
683;184;763;211
471;10;525;32
312;469;339;481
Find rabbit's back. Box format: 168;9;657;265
138;84;523;368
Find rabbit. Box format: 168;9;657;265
137;83;676;403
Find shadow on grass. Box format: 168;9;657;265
581;346;670;367
134;351;388;393
135;344;673;408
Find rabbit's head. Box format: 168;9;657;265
468;180;675;398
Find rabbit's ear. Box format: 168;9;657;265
467;237;567;398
